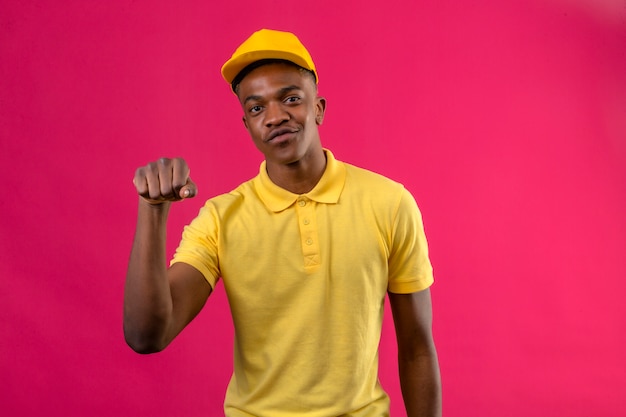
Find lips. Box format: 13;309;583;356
266;127;298;142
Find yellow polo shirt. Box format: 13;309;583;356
172;150;433;417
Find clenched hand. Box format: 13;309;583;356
133;157;197;204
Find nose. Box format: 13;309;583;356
264;101;289;127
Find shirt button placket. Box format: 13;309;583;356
296;197;320;270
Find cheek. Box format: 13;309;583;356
247;123;265;142
308;113;320;128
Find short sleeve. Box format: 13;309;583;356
170;202;221;289
387;188;434;293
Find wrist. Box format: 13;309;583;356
137;197;172;218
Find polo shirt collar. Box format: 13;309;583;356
255;149;346;212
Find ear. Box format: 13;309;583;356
242;116;249;131
315;97;326;125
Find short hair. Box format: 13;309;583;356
232;59;317;94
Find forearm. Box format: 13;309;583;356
123;199;174;353
398;350;442;417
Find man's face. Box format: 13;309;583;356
237;62;325;167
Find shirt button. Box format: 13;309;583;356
298;200;306;207
306;238;313;245
303;219;310;225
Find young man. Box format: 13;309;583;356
124;29;442;417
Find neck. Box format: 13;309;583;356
266;148;327;194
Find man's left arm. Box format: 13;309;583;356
388;288;442;417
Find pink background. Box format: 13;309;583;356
1;1;625;416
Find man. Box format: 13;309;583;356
124;29;441;417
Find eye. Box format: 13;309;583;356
249;105;263;114
284;96;301;104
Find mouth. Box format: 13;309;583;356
266;127;298;143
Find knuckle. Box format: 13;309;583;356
146;161;158;172
173;157;189;171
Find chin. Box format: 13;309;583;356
265;141;308;164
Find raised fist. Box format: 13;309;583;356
133;157;197;204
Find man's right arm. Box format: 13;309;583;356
123;158;211;353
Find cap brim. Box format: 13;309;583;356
221;50;317;84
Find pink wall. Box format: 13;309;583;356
1;1;625;416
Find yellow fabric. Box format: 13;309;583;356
221;28;317;84
171;150;433;417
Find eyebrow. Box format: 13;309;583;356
243;85;304;105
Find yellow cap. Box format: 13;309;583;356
221;29;317;86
